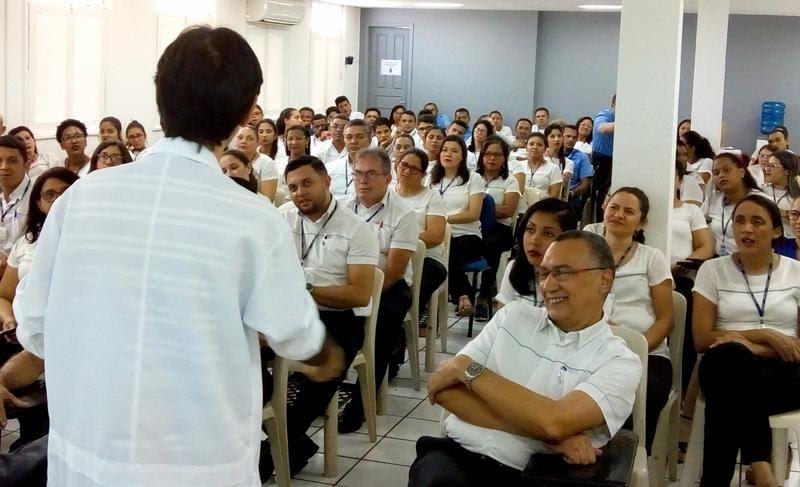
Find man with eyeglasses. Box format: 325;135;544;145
0;136;33;267
313;115;348;164
326;119;373;200
338;148;419;433
55;119;90;176
410;231;642;486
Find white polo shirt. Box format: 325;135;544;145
430;172;484;238
326;155;355;200
281;196;379;316
671;203;708;266
0;175;33;257
524;160;562;194
702;188;766;255
445;302;642;471
680;174;704;204
393;187;447;266
274;156;290;194
313;140;345;163
7;235;37;280
251;153;278;183
495;125;516;146
346;191;419;286
482;175;521;227
28;152;59;180
546;156;574;178
466;151;478;172
763;184;795;238
687;157;713;176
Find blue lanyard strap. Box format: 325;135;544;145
735;253;773;325
300;201;338;262
0;180;31;222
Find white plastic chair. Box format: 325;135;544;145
611;325;651;487
403;239;426;390
425;224;451;372
262;356;291;486
649;291;686;486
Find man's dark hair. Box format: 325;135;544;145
299;107;314;115
374;117;392;130
334;95;349;106
418;109;434;117
534;106;550;116
400;110;417;121
454;107;470;117
325;106;339;117
516;118;533;127
418;114;436;126
449;120;468;130
0;135;28;162
285;155;328;178
365;107;381;116
56;118;87;143
312;113;327;122
155;26;262;148
563;124;578;133
554;230;616;271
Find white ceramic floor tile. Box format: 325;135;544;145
386;417;442;441
386;378;429;400
384;395;424;417
408;400;444;422
263;477;329;486
337;459;410;487
356;413;404;436
363;437;418;466
395;363;433;382
309;430;377;459
293;453;358;484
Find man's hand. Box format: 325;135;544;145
427;355;471;404
546;432;602;465
0;386;29;430
302;336;346;383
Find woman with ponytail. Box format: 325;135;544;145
682;130;716;186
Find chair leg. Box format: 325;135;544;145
404;318;421;391
667;399;680;481
425;295;437;373
377;374;388;415
437;288;448;353
323;394;338;478
264;416;291;487
355;362;378;442
772;428;789;487
467;272;478;337
680;398;705;487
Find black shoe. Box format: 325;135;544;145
338;400;365;434
258;439;275;484
474;304;489;322
289;434;320;477
388;361;400;382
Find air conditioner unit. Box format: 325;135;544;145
246;0;306;26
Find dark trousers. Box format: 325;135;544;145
699;343;800;486
0;343;49;451
409;436;527;487
646;355;672;454
479;223;513;297
593;152;613;222
448;235;483;303
418;258;447;322
0;434;47;487
261;310;364;453
674;275;696;392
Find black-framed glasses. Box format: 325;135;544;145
99;153;124;164
788;210;800;221
41;188;67;203
352;169;387;180
397;161;423;175
538;266;609;283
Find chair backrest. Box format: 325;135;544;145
524;186;545;206
479;194;496;235
263;355;288;421
409;240;426;323
669;291;687;396
362;268;386;360
441;224;452;272
610;326;649;440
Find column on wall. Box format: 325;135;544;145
690;0;729;150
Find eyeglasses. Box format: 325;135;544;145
41;188;68;203
788;210;800;221
483;151;505;159
63;133;85;142
127;133;145;140
397;161;423;175
352;169;387;180
99;153;124;164
538;266;608;283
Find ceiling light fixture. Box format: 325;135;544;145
578;4;622;11
411;2;463;8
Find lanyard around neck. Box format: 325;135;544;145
354;198;386;223
439;177;458;196
0;180;31;222
300;201;338;263
735;253;774;326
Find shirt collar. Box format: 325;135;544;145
4;175;31;203
542;312;609;349
302;194;338;224
350;188;390;213
147;137;221;172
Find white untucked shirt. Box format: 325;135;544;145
15;137;326;487
0;176;33;257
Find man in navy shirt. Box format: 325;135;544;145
591;95;615;221
563;124;594;222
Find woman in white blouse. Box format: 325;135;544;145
273;125;311;197
467;120;493;161
681;130;716;186
234;124;278;202
428;135;484;316
393;148;447;335
256;118;280;160
524;133;562;198
474;136;521;319
761;150;800;245
603;187;674;452
693;194;800;487
575;116;593;155
8;126;59;180
220;149;260;193
543;123;574;191
125;121;148;161
423;127;445;168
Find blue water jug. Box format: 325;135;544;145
761;101;785;134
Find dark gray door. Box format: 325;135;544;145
366;26;412;115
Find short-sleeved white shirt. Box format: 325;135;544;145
466;152;478;172
274;156;290;193
681;174;705;204
346;191;420;286
763;184;796;238
393;187;447;266
575;141;592;155
7;235;37;280
445;303;642;471
524;160;562;194
429;172;484;238
28;153;59;180
702;189;766;255
671;203;708;266
693;255;800;335
251;153;278;182
583;223;604;236
281;196;379;316
0;175;32;257
688;157;713;175
313;140;345;163
482;175;522;227
326;155;355;200
609;244;674;358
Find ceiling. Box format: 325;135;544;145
322;0;800;16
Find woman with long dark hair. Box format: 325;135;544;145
9;126;58;179
256;118;280;159
467;120;493;159
575;116;593;155
88;139;133;173
682;130;716;186
762;150;800;247
544;123;574;194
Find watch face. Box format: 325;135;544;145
466;362;484;376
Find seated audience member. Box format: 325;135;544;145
55;119;91;176
249;104;263;125
467;120;493;171
88;140;133;173
372;117;393;151
0;167;78;453
219;149;259;193
512;118;533;155
423;102;451;129
677;118;691;138
8;126;58;180
496;199;578;309
124;121;148;161
276;107;302;154
393;148;447;334
790;197;800;259
335;95;363;120
0;136;33;262
524;133;562;199
399;111;421;144
364;107;381;126
417;114;436;144
544;123;574;193
298;107;314;128
274;125;311;191
681;130;715;186
339;148;419;429
474;136;521;320
423;127;445;172
310;115;327;150
749;144;772;188
676;139;705;205
264;155;378;479
768;126;790;152
98;116;122;142
575;116;593;155
533;107;550;133
693;194;800;487
447;120;468;141
702;152;764;256
602;187;674;452
390;134;415;166
430;136;483;317
454;108;472;141
410;230;642;487
562;124;594;217
389;105;405;133
313;115;348;164
489;111;515;146
325;105;340;123
234;124;278;201
327;119;372;200
762;150;800;251
256;118;280;159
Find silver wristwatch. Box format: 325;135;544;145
463;362;485;391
